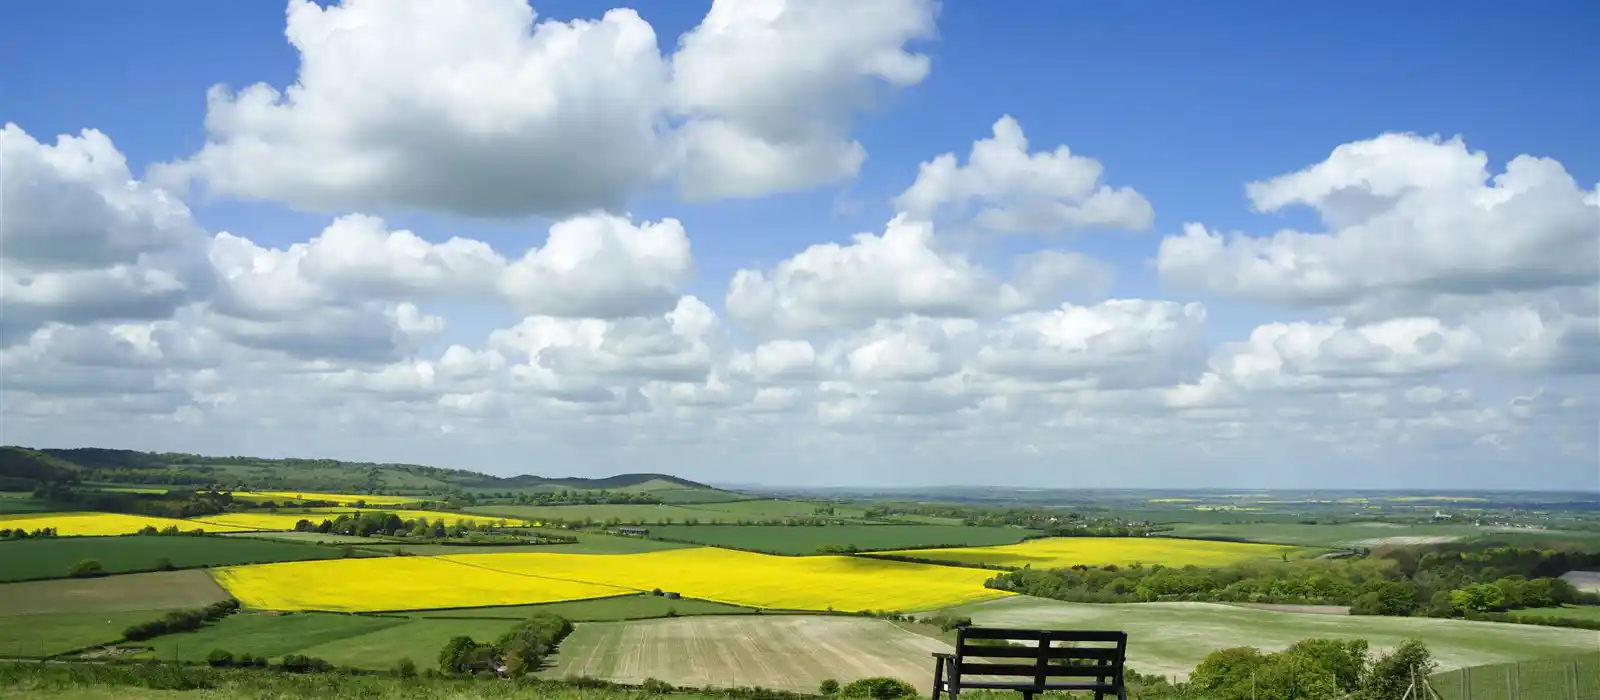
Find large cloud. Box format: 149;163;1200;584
670;0;938;199
1;125;213;343
1157;133;1600;319
155;0;940;217
155;0;671;217
894;116;1155;234
726;215;1113;335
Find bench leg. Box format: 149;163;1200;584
931;658;944;700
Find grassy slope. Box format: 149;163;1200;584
410;594;755;621
644;524;1033;554
954;596;1600;678
1430;652;1600;700
0;570;229;616
0;536;355;582
0;665;731;700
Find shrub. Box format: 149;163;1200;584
205;649;234;668
280;654;333;673
68;559;104;578
642;677;675;694
153;557;176;571
393;657;418;678
820;679;841;696
840;677;918;699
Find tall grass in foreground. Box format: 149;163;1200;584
0;663;801;700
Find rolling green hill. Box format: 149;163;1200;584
1;445;742;503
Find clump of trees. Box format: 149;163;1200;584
31;483;235;519
1;527;58;539
123;599;240;641
136;524;206;537
1133;638;1436;700
989;544;1600;624
438;613;573;676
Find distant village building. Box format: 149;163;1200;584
615;526;650;537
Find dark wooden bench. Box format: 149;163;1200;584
932;627;1128;700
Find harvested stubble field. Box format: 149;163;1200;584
543;615;950;694
0;570;230;616
876;535;1310;569
645;523;1033;554
955;596;1600;679
0;535;355;582
0;512;252;537
210;556;633;612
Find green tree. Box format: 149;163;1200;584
1358;640;1434;700
820;679;842;696
206;649;234;667
438;636;478;674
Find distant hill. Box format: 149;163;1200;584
1;445;736;500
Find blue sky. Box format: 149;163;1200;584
2;1;1596;488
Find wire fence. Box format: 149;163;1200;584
1430;655;1600;700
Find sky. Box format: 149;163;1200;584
1;0;1596;490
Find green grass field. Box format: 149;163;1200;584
1513;605;1600;622
138;612;404;663
1158;521;1488;547
644;523;1035;554
0;535;356;582
953;596;1600;678
1430;652;1600;700
0;610;181;658
649;488;753;504
411;594;755;621
674;499;867;519
465;503;775;525
0;570;230;616
0;492;63;515
217;531;382;545
295;617;521;669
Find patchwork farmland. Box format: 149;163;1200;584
3;450;1598;698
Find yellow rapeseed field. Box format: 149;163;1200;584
190;509;522;531
228;491;423;506
444;548;1011;612
210;557;633;612
877;537;1308;569
0;512;253;536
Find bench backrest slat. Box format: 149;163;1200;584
951;627;1127;691
956;644;1120;660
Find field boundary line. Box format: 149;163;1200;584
429;555;647;595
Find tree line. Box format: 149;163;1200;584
987;544;1600;625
